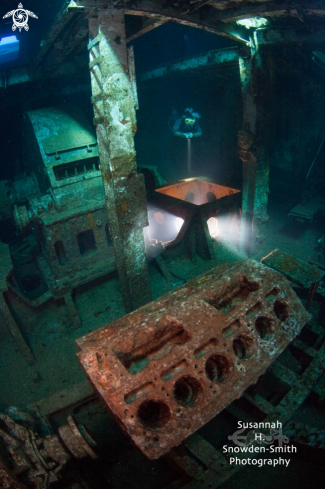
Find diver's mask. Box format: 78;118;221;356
184;117;195;126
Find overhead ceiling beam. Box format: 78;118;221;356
73;0;249;43
34;1;85;66
35;0;325;76
257;26;325;45
40;18;89;77
140;46;239;81
205;1;325;22
188;0;211;14
214;4;289;22
73;0;325;21
124;4;248;43
126;17;166;43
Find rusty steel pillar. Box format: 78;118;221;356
88;8;151;312
238;52;269;256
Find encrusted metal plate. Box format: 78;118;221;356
27;105;97;155
76;260;309;459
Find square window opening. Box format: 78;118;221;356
77;229;97;256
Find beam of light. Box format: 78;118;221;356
187;139;191;175
147;205;184;244
236;17;268;29
207;213;242;259
213;214;240;243
175;217;184;233
207;217;218;238
208;212;245;260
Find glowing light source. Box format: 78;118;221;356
207;217;218;238
236;17;268;29
175;217;184;233
148;205;184;243
154;212;164;225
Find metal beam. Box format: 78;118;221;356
73;0;325;22
124;3;248;43
71;0;249;43
257;26;325;45
207;1;296;22
126;17;166;43
0;67;32;89
207;1;325;21
140;46;239;81
238;50;270;256
40;24;89;78
34;1;82;67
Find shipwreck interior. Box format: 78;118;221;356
1;1;325;488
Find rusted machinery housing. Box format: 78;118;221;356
1;105;113;313
76;259;310;459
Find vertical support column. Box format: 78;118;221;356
238;52;269;256
88;8;151;312
238;55;256;256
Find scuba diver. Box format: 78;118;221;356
169;107;202;139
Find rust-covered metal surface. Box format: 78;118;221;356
0;412;96;488
261;248;323;288
155;177;240;205
146;177;241;261
76;259;309;459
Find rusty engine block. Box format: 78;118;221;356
76;260;309;459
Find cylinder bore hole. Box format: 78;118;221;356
205;354;233;383
173;375;203;407
255;315;275;340
274;299;289;322
233;334;255;360
137;400;171;430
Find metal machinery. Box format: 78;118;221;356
0;105;115;332
0;105;114;327
77;260;309;459
0;411;97;489
0;104;242;336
